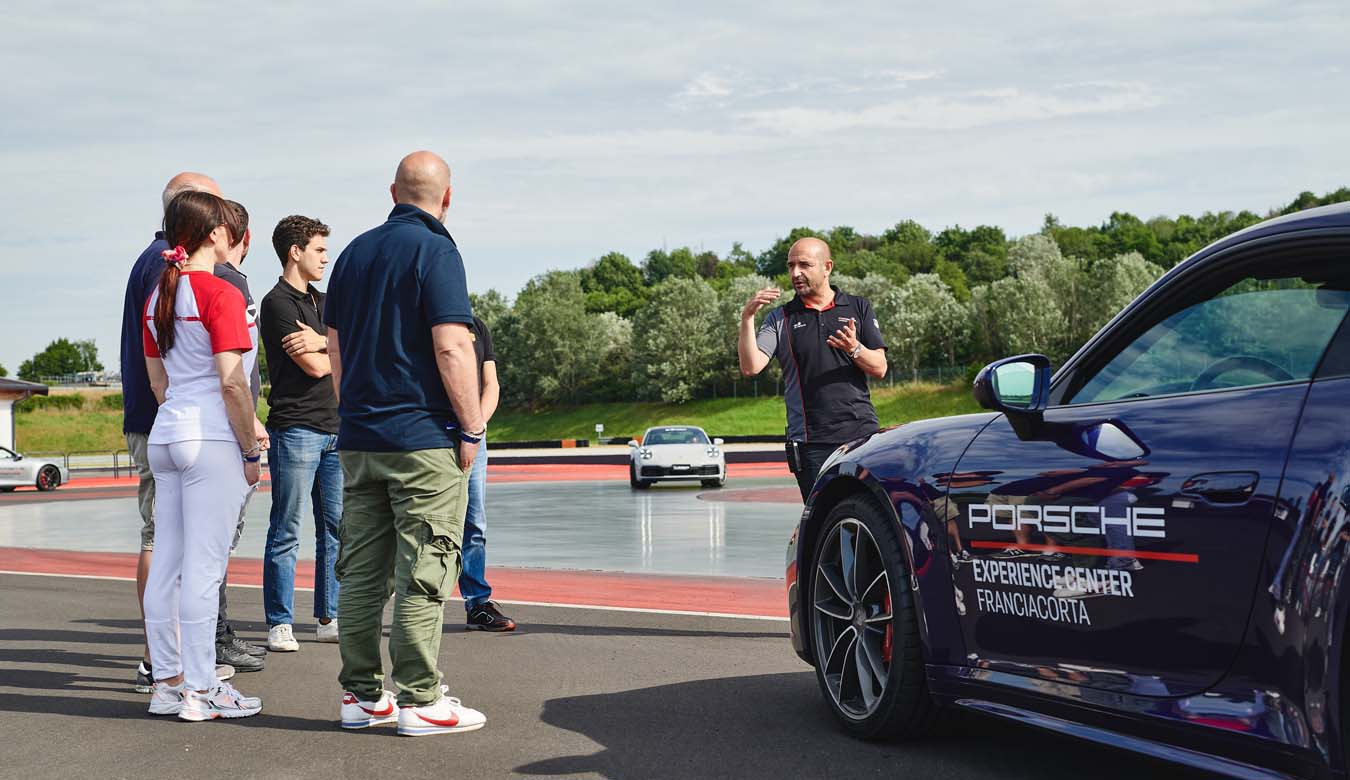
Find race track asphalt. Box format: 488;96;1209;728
1;573;1211;780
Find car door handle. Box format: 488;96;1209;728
1179;471;1259;505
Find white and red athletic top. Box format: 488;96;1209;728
143;271;255;445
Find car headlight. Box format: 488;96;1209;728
706;446;721;458
639;448;653;460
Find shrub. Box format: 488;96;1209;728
15;394;86;414
100;393;123;410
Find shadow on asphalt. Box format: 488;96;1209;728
515;672;1210;780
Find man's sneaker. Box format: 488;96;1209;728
134;660;153;694
268;624;299;652
178;681;262;721
340;690;398;729
316;620;339;643
147;681;184;716
217;641;265;672
216;664;235;681
466;601;516;632
230;635;267;658
396;695;486;736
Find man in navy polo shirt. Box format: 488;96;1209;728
737;237;889;501
120;171;233;693
325;151;487;736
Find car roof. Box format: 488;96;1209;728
1183;201;1350;270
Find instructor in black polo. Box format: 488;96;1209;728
737;237;888;501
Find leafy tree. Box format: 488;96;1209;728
493;271;610;407
935;224;1008;286
0;363;6;377
714;274;781;393
877;274;968;379
695;251;720;279
19;338;92;380
469;289;511;332
591;312;635;400
632;277;721;403
581;252;646;318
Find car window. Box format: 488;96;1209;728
1068;267;1350;405
644;429;708;445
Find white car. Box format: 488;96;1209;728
0;447;69;492
628;425;726;489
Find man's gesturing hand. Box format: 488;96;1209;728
741;287;781;320
826;318;861;356
283;321;326;356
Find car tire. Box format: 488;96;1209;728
701;477;725;488
36;465;61;492
0;487;14;493
807;494;940;740
629;463;650;490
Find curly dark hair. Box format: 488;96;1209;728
272;215;330;267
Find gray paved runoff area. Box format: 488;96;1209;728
0;478;803;579
1;574;1211;780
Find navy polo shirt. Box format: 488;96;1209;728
323;204;474;452
120;232;170;434
755;287;886;443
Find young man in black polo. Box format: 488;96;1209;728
736;237;889;501
258;215;343;652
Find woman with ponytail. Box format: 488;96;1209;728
141;190;264;721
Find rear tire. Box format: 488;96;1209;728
808;494;940;740
36;465;61;492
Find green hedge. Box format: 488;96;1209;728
15;394;86;414
100;393;123;410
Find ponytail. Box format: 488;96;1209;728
154;245;188;355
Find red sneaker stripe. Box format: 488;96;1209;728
361;702;395;716
416;712;461;727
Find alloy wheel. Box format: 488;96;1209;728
812;517;894;719
37;466;59;491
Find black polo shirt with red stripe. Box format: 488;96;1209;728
755;287;886;443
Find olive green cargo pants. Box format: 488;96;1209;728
336;448;467;705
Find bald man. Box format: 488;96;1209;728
738;237;889;501
325;151;487;735
121;172;243;693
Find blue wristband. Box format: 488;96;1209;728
459;430;483;445
243;454;262;463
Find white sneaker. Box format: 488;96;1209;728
268;624;299;652
316;619;339;643
396;694;486;737
340;689;398;729
147;681;184;716
178;681;263;721
216;664;235;681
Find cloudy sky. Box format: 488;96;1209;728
2;1;1348;374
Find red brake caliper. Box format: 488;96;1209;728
881;591;893;664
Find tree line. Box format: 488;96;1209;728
475;187;1350;407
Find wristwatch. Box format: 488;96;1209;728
848;344;863;359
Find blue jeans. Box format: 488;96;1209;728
263;426;343;626
459;440;491;611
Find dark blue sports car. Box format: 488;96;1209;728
786;202;1350;780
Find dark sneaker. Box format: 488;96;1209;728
135;660;153;694
216;642;265;672
230;635;267;658
466;601;516;632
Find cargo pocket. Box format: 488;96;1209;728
408;515;460;601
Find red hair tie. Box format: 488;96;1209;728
161;245;188;265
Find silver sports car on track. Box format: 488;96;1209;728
0;446;68;492
629;425;726;489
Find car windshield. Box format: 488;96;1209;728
644;428;710;446
0;447;16;459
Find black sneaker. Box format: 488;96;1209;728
466;601;517;632
135;660;153;693
216;642;265;672
230;635;267;658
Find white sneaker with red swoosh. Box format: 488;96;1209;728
340;690;398;729
396;694;486;737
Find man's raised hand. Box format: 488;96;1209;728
741;287;782;321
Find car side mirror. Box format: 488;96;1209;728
713;438;724;446
628;440;639;448
974;354;1052;438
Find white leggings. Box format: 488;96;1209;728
144;440;249;691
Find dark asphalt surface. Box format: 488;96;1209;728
1;573;1210;780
